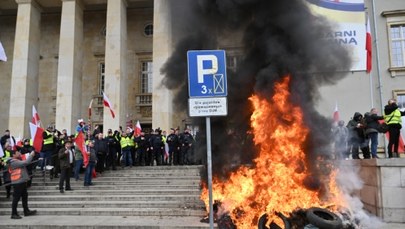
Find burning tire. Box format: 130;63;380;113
306;207;342;229
258;213;269;229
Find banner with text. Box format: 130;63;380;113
307;0;366;71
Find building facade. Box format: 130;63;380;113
0;0;404;141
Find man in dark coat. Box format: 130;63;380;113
94;133;108;173
58;140;74;193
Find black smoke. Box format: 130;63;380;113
161;0;351;182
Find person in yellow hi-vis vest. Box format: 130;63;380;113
384;99;405;158
7;148;37;219
119;130;133;167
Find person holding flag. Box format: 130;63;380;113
84;140;97;186
1;142;13;198
7;148;37;219
384;99;405;158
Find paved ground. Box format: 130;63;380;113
0;215;404;228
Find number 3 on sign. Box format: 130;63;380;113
201;85;207;94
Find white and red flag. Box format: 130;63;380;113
102;91;115;119
164;142;169;161
32;105;41;127
0;41;7;62
333;102;340;123
20;152;31;161
88;99;94;119
134;120;142;137
366;16;372;73
75;131;89;167
29;122;44;153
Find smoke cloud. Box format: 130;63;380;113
161;0;351;179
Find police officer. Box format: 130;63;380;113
8;148;37;219
166;128;179;165
179;128;194;165
106;129;118;170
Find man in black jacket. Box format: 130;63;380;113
94;133;108;173
58;141;74;193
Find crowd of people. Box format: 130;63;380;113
332;98;405;159
0;119;197;219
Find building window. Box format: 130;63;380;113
144;23;153;37
99;63;105;94
226;55;242;72
393;90;405;111
389;24;405;68
141;61;153;93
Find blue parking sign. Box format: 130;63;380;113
187;50;227;98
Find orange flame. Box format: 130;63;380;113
201;76;345;228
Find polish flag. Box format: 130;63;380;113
333;103;340;123
366;16;372;73
88;99;94;119
20;153;31;161
134;120;142;137
15;136;23;147
0;41;7;62
102;91;115;119
29;122;44;153
164;142;169;161
32;105;41;127
9;137;16;151
75;131;89;167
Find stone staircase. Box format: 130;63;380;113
0;165;213;228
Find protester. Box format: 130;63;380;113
332;120;349;159
347;112;370;159
59;140;74;193
7;148;37;219
94;133;108;173
384;99;405;158
364;108;384;158
84;140;97;186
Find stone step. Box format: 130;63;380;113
0;200;205;209
1;194;202;202
0;189;201;196
29;181;200;186
0;207;207;217
6;184;199;190
0;215;214;229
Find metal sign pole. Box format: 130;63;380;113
206;116;214;229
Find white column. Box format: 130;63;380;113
55;0;84;133
9;0;41;137
103;0;128;132
152;0;173;131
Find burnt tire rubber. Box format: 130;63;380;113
306;207;343;229
258;213;269;229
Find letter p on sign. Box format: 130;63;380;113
197;55;218;83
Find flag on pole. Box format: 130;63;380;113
134;120;142;137
102;91;115;118
29;122;44;153
366;16;372;73
88;99;94;119
333;102;340;123
9;137;16;151
75;132;89;167
0;41;7;62
32;105;41;127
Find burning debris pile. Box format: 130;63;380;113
160;0;378;228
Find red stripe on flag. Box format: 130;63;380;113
29;122;44;153
75;132;89;167
366;17;372;73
